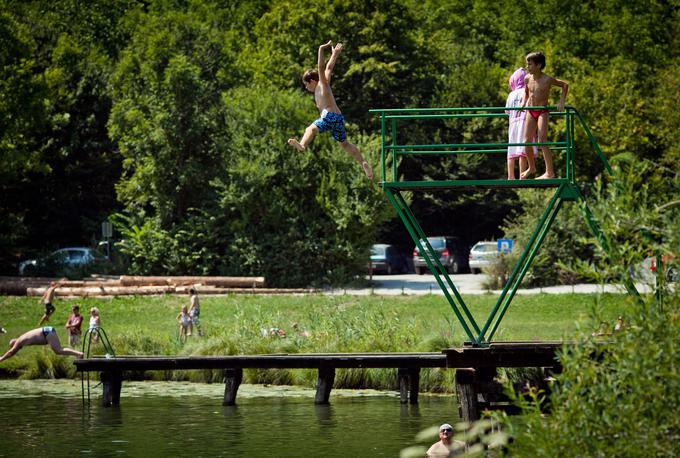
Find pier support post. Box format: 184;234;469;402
398;368;420;404
100;371;122;408
223;368;243;406
315;367;335;404
455;368;478;422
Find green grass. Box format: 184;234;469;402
0;292;636;390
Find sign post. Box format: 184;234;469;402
497;239;513;254
101;221;112;258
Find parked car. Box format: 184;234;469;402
630;254;677;283
369;244;408;274
18;247;109;276
469;241;500;274
412;236;469;275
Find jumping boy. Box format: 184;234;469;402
520;52;569;179
287;41;373;179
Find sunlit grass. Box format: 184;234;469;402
0;292;633;391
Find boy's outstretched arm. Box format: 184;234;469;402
317;40;332;84
325;42;342;83
554;78;569;111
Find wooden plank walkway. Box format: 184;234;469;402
75;343;566;416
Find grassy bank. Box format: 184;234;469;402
0;292;634;391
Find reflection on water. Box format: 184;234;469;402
0;380;459;457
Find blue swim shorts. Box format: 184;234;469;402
313;110;347;142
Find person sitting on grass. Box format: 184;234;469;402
0;327;83;363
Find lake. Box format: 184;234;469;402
0;380;460;457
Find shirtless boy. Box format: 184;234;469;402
520;51;569;179
0;327;83;363
38;281;59;326
288;41;373;179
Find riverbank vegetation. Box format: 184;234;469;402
0;292;631;391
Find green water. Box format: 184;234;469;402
0;380;459;457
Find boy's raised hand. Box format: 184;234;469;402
332;43;343;54
320;40;333;49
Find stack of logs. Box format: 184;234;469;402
0;276;311;297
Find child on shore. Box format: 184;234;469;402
287;41;373;180
505;68;537;179
89;307;101;342
188;288;202;337
520;51;569;179
177;305;192;341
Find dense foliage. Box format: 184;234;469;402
1;0;678;285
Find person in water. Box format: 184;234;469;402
0;327;84;363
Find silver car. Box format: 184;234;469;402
19;247;108;276
468;241;500;274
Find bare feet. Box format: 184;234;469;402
537;172;556;179
361;161;374;180
519;168;536;179
287;138;305;152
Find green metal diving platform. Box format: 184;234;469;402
370;105;634;346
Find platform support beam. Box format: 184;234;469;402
100;371;122;408
315;367;335;404
223;368;243;406
398;367;420;404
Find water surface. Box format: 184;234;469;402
0;380;459;457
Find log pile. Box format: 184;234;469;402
0;276;312;296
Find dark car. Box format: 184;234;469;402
413;236;469;274
369;244;408;274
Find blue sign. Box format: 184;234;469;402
497;239;513;253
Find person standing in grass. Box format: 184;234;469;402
177;305;192;341
89;307;101;342
65;304;83;347
189;288;202;337
0;327;83;363
38;281;59;326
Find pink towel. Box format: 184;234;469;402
509;68;526;91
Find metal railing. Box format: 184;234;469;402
370;105;624;345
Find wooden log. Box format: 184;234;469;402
315;367;335;404
120;275;265;288
223;368;243;406
27;285;312;297
27;285;177;297
455;368;479;422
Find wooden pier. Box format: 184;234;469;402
74;342;565;420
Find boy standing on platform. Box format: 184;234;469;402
520;51;569;179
